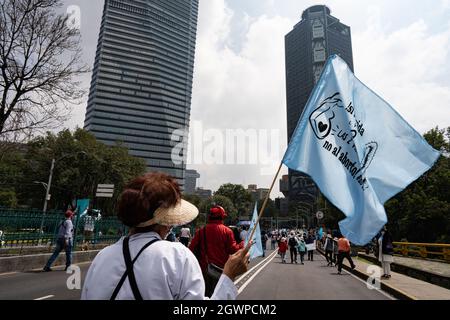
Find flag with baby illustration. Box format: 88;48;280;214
283;55;440;245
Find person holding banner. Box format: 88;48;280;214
306;230;316;261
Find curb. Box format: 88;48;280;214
0;249;101;274
317;248;417;300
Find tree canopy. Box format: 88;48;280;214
0;128;146;215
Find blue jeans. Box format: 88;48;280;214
45;238;72;268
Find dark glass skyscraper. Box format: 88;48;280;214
84;0;199;186
285;5;354;206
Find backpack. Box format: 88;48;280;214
288;237;297;247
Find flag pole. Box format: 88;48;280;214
245;162;283;250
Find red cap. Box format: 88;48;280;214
209;206;227;219
65;210;74;218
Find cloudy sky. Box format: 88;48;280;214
62;0;450;197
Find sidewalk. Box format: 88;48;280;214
347;256;450;300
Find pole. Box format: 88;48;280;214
245;163;283;250
39;158;55;244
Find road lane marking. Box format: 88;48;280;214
236;251;277;295
34;295;54;300
316;252;396;300
235;250;278;283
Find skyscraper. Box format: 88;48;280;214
285;5;354;207
84;0;199;187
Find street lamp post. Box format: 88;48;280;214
37;152;87;244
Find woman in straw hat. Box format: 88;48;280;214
81;173;250;300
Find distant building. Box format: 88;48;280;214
285;5;354;205
184;169;200;195
84;0;200;188
194;187;212;200
275;197;289;217
246;185;269;202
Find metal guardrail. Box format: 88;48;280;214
393;242;450;262
0;207;125;251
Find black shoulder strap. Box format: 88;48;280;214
110;236;160;300
203;227;209;264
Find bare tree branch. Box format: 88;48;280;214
0;0;89;139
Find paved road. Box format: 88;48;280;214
0;263;89;300
237;251;393;300
0;250;393;300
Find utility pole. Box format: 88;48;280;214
39;158;55;245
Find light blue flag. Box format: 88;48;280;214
245;203;263;260
282;55;440;245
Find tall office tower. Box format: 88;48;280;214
285;5;354;209
84;0;199;187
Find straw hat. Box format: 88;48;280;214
136;199;199;228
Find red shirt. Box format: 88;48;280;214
189;220;243;271
278;241;288;253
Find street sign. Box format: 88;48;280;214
95;193;114;198
316;211;324;220
96;184;114;198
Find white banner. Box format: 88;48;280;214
306;243;316;251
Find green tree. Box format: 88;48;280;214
214;184;253;216
385;126;450;243
16;128;146;214
199;194;237;226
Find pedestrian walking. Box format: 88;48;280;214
270;232;277;250
43;210;74;272
378;225;394;279
324;232;334;266
261;230;268;257
278;237;288;264
333;236;339;266
306;230;315;261
337;234;356;274
288;231;298;264
297;236;306;264
81;172;250;300
179;225;191;247
189;205;244;297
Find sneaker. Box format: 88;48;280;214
301;262;305;265
43;266;52;272
338;271;342;275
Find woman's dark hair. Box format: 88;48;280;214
117;172;181;227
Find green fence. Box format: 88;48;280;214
0;207;125;250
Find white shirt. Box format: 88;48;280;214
81;232;237;300
180;227;190;238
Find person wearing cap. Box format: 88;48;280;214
189;205;244;297
43;209;74;272
81;173;250;300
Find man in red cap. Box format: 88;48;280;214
189;205;244;297
43;210;74;272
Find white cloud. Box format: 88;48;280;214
353;11;450;133
190;0;293;194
